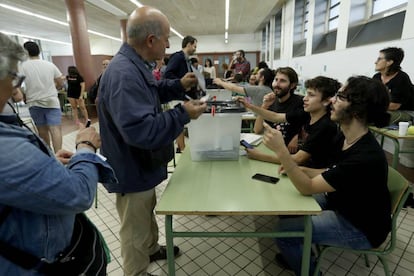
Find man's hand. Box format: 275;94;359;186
263;122;285;153
262;92;276;107
75;126;101;151
236;96;253;110
212;78;223;85
55;149;73;165
180;72;198;91
182;100;207;119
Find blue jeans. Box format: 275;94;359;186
275;194;372;275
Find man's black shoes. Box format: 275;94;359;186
150;245;180;262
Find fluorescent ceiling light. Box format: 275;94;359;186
0;4;68;26
170;27;184;40
1;30;72;45
0;3;122;42
87;0;127;16
129;0;144;8
129;0;184;39
88;30;122;41
225;0;230;42
225;0;230;30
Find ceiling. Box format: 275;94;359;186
0;0;282;44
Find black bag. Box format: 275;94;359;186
0;212;109;276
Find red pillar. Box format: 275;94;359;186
64;0;94;90
120;19;127;43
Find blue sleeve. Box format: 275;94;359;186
0;136;117;215
157;78;186;103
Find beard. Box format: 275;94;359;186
274;86;290;98
331;106;353;124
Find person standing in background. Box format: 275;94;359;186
164;35;198;153
90;59;110;105
203;58;216;79
373;47;414;124
97;6;206;276
66;66;89;125
229;49;251;81
190;57;203;74
20;41;64;153
152;59;163;81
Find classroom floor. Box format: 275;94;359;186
61;114;414;276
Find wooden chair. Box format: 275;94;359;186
313;166;412;276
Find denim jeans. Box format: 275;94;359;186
275;194;372;275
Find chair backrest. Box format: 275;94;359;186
386;166;411;253
387;166;410;215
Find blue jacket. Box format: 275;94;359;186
98;43;190;193
0;114;117;275
164;50;189;80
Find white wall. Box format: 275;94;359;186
278;38;414;84
168;33;261;54
41;33;261;57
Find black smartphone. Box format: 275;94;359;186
240;139;254;149
85;119;91;128
252;173;279;184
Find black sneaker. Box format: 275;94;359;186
149;245;180;262
274;253;292;270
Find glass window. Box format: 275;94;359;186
373;0;407;15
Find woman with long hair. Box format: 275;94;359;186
66;66;89;125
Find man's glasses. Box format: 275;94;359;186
334;92;349;102
8;71;25;88
376;57;386;62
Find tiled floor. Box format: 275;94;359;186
62;121;414;276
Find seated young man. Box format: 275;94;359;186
262;76;391;275
240;76;341;169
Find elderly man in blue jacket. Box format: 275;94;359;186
97;6;207;276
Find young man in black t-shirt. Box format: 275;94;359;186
243;76;341;169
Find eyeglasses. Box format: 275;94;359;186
8;71;25;88
376;57;386;62
334;92;349;102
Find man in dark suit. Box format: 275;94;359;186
164;35;198;152
164;35;198;98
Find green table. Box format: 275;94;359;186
156;147;321;276
370;126;414;168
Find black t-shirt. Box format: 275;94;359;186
286;110;338;168
268;93;303;145
66;74;84;99
322;132;391;247
373;71;414;110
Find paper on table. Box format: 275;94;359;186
191;65;206;93
240;133;262;146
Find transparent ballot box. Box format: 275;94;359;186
188;101;244;161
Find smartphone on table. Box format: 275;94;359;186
240;139;254;149
252;173;279;184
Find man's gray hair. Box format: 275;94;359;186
127;20;163;43
0;33;27;79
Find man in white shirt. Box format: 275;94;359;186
21;41;64;152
